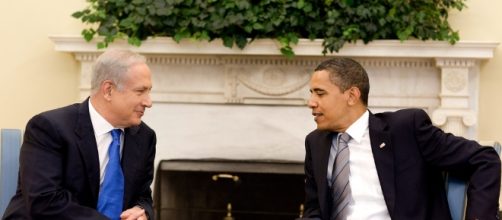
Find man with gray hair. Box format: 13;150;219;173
3;49;156;220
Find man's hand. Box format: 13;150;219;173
120;206;147;220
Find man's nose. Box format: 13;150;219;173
143;94;153;108
307;98;317;109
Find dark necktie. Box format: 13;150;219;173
331;133;351;220
97;129;124;220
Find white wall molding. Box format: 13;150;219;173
51;36;497;58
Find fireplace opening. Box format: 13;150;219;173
154;159;305;220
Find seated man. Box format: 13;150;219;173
302;57;500;220
3;49;156;220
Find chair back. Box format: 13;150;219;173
445;141;501;220
0;129;22;215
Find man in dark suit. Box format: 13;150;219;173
3;49;156;220
302;58;500;220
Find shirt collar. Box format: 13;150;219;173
88;98;116;136
345;110;369;144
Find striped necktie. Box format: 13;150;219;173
331;132;351;220
97;129;124;220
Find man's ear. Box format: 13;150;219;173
101;80;114;101
347;86;361;106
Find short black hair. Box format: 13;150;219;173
314;57;370;106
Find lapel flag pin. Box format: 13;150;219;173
379;142;386;148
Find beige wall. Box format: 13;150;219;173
0;0;84;129
449;1;502;143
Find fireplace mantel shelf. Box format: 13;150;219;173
50;36;498;59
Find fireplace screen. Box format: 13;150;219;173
154;159;305;220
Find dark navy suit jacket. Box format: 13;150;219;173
303;108;500;220
3;99;156;219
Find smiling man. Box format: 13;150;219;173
3;49;156;220
302;58;500;220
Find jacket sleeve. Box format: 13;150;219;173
413;109;501;220
18;114;108;219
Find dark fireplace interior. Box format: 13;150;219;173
154;159;305;220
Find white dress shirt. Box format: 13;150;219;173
327;110;391;220
88;99;124;184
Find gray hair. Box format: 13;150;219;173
90;49;147;94
314;57;370;106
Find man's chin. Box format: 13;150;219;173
316;124;329;131
132;120;142;126
126;119;142;127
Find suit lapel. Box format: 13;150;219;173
74;98;101;203
318;131;334;183
313;130;335;215
368;113;396;217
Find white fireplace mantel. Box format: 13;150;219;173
50;36;498;162
51;36;497;58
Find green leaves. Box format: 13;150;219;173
72;0;466;57
278;33;299;58
81;29;95;42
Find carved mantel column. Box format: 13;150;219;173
73;53;100;100
432;58;477;137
